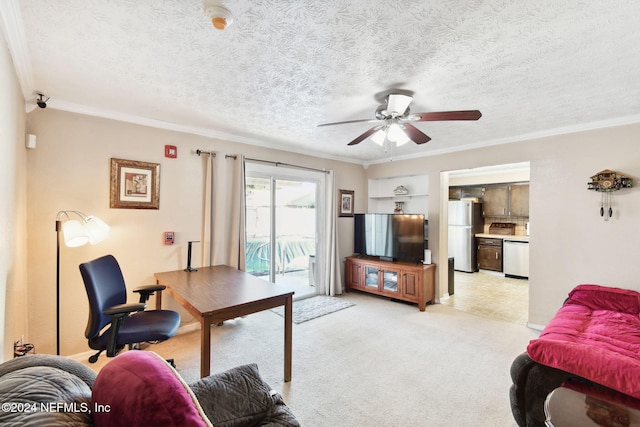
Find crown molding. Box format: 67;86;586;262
0;0;35;102
48;99;363;166
363;113;640;167
50;98;640;169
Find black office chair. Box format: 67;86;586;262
79;254;180;363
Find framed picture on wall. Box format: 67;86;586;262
110;158;160;209
339;189;354;217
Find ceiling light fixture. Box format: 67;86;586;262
387;123;410;146
371;128;387;146
205;4;234;30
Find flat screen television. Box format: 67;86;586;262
354;213;425;263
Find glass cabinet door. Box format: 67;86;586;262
364;266;379;289
382;269;399;293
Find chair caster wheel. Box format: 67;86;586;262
88;354;99;364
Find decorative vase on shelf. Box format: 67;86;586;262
394;202;404;213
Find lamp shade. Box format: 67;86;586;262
387;123;410;145
394;130;410;146
371;129;387;146
85;215;111;244
62;220;90;247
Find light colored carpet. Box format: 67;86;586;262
82;291;539;426
270;295;355;324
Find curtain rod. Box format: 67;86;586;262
244;157;330;174
195;149;215;157
195;149;236;159
195;150;327;173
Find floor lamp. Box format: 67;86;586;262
55;211;110;355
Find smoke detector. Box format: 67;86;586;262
205;5;233;30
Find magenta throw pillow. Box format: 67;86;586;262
92;351;211;427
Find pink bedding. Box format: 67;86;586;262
527;284;640;399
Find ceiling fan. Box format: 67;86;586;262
317;93;481;146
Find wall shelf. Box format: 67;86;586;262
367;175;428;215
369;193;428;199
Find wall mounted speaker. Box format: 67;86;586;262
25;134;37;149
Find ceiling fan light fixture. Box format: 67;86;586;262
318;90;480;148
395;132;410;146
387;123;410;146
371;128;387;146
205;5;233;30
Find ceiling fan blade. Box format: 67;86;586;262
317;118;381;127
407;110;482;122
347;126;383;146
403;123;431;145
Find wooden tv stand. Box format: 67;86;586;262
345;256;435;311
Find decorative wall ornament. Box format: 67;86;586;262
393;185;409;195
587;169;633;221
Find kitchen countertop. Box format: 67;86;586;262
476;233;530;242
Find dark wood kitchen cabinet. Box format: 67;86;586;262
509;184;529;217
449;186;484;200
477;237;503;271
482;186;509;216
481;183;529;218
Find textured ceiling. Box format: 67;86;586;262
5;0;640;164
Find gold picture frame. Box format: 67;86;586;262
110;158;160;209
339;189;354;217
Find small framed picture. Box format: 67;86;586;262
110;158;160;209
339;189;355;217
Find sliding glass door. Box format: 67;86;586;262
245;166;319;299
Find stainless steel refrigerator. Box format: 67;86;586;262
448;200;484;272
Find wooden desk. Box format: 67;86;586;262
154;265;294;380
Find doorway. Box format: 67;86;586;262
244;165;320;300
442;162;530;324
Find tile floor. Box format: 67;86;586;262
442;270;529;325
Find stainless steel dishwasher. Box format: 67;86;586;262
503;240;529;278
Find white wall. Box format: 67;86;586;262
366;126;640;326
25;109;367;356
0;29;28;361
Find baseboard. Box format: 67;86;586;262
67;322;201;362
527;322;545;331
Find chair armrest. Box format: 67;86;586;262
103;303;146;358
133;285;166;303
103;303;146;316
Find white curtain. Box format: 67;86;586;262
208;154;246;269
227;155;246;270
201;153;215;267
321;170;343;295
